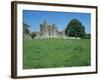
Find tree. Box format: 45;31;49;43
23;22;31;40
65;19;86;38
30;32;36;38
23;22;30;34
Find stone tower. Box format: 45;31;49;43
40;21;58;38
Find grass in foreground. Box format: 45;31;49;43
23;38;90;69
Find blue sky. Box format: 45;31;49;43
23;10;91;33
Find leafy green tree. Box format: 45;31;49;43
23;22;31;40
23;22;30;34
30;32;36;38
65;19;86;38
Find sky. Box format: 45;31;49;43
23;10;91;33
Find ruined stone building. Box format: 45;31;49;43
35;21;66;38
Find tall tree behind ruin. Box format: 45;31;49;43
65;19;86;38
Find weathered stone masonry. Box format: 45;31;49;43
35;21;66;38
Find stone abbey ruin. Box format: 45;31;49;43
35;21;66;38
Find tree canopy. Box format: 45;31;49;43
30;32;36;38
23;22;30;34
65;19;86;38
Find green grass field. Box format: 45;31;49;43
23;38;91;69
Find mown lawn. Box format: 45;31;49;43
23;38;91;69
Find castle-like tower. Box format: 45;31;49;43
40;21;58;38
35;21;66;38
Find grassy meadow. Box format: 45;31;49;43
23;38;91;69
